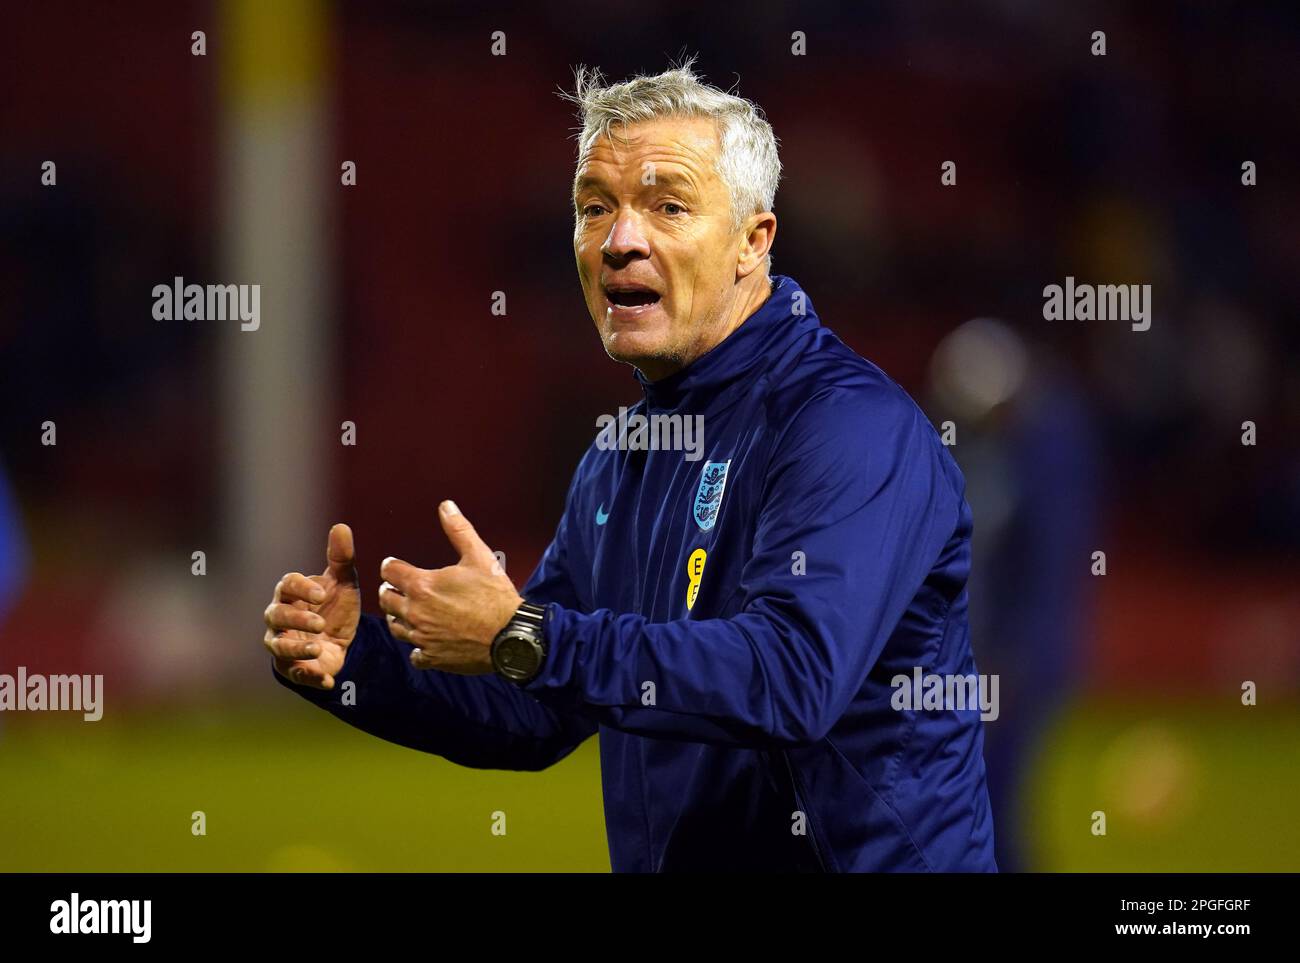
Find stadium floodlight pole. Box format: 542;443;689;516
218;0;334;659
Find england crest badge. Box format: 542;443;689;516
693;460;731;532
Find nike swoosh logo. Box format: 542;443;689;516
595;504;610;526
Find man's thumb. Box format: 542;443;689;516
326;523;357;582
438;500;497;570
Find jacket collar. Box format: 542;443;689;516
634;275;819;413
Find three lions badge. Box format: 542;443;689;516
693;460;731;532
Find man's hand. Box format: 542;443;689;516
264;523;361;690
378;500;524;675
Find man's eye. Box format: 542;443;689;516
661;202;685;215
581;204;606;217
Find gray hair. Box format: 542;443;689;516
561;57;781;263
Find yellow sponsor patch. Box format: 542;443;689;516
685;548;707;610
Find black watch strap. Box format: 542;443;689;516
509;601;546;632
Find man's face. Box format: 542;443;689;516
573;115;749;381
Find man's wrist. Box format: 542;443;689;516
487;593;526;644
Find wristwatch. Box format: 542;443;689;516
490;601;548;684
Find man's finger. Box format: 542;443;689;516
377;581;411;621
264;629;322;661
326;523;357;584
279;659;335;690
378;557;423;594
385;612;414;642
410;648;434;670
276;572;327;605
438;500;498;570
264;602;326;634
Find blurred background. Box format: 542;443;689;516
2;0;1298;871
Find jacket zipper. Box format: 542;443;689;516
782;750;829;872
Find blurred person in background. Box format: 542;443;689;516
0;460;29;745
0;465;27;624
929;320;1102;871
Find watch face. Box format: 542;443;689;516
496;633;542;680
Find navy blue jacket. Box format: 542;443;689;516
277;275;997;871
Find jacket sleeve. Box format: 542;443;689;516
272;613;597;770
519;384;963;749
273;468;599;771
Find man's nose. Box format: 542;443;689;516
601;209;651;260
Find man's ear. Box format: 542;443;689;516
737;211;777;279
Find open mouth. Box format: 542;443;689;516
604;286;662;308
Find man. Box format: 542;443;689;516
266;61;996;872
